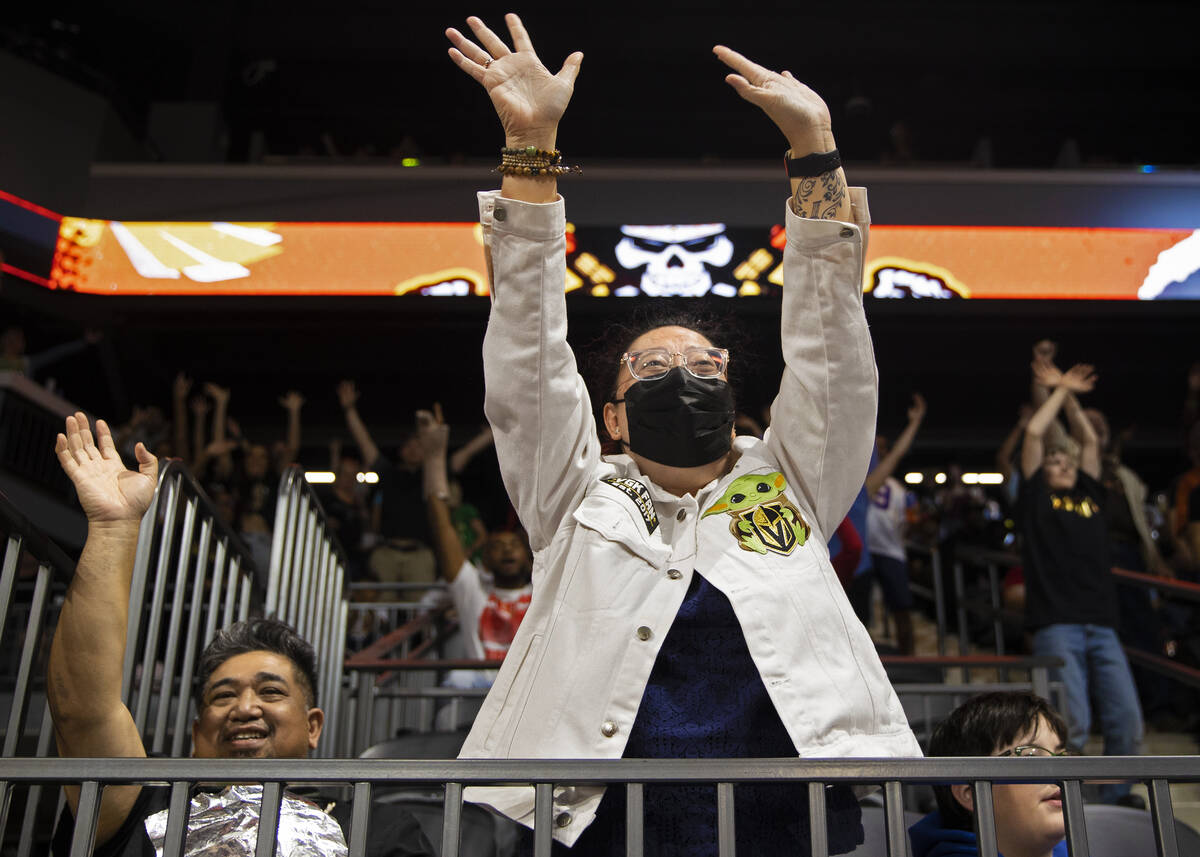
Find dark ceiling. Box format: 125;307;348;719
5;1;1199;167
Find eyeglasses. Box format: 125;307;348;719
996;744;1071;758
621;346;730;381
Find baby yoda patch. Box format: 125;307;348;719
702;472;810;556
601;476;659;535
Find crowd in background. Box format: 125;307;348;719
5;320;1200;733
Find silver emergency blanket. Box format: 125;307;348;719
144;784;347;857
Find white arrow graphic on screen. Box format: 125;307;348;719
110;222;180;279
158;230;251;282
212;222;282;246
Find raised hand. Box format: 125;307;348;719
907;393;927;424
202;382;229;403
415;403;450;459
173;372;192;401
713;46;834;155
446;13;583;149
336;380;359;410
1061;363;1097;394
1031;358;1064;389
278;390;305;411
189;394;210;417
55;412;157;525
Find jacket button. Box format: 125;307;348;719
839;226;854;238
494;206;507;222
636;626;653;641
676;509;686;521
555;812;572;828
667;568;682;580
601;720;618;737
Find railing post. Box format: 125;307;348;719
626;782;644;857
717;782;736;857
349;782;372;857
953;560;969;662
533;782;554;857
931;546;947;656
442;781;463;857
807;781;828;857
987;562;1004;657
883;780;909;857
972;780;999;857
1149;778;1180;857
1061;779;1088;856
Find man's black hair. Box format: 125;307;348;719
194;617;319;711
927;691;1069;831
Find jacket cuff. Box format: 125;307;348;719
477;190;566;241
784;186;870;249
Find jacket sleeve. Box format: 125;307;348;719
478;191;600;552
765;188;878;537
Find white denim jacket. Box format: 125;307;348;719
462;189;921;845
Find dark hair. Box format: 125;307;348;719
927;691;1069;831
584;306;744;452
194;618;319;710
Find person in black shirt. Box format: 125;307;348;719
337;380;436;597
48;412;435;857
1018;361;1142;802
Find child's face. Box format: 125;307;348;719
1043;450;1078;492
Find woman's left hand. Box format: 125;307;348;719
713;46;834;156
446;13;582;151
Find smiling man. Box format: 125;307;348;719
46;412;433;857
910;691;1070;857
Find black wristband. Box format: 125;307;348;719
785;148;841;178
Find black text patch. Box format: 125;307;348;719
601;476;659;535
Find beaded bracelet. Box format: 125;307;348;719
496;145;580;177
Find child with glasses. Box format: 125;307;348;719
911;691;1071;857
444;12;920;856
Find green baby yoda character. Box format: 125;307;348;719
703;472;809;555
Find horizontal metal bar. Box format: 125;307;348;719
1;756;1196;785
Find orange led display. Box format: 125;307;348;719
45;216;1200;300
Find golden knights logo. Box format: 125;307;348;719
702;472;810;556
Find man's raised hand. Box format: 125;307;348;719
415;404;450;460
446;13;582;150
55;412;157;526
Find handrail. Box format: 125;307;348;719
0;487;77;573
1112;567;1200;603
922;543;1200;694
3;756;1195;857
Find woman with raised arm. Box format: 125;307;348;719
445;13;920;855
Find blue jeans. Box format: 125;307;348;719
1032;623;1144;801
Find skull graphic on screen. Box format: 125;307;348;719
614;224;736;297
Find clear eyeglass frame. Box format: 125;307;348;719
620;346;730;381
996;744;1071;758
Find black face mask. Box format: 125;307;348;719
614;367;736;468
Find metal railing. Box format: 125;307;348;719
3;755;1196;857
266;466;350;758
904;542;1200;691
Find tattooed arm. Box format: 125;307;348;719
714;46;851;222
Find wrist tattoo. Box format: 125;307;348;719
793;169;847;220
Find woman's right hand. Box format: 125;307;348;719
446;13;582;150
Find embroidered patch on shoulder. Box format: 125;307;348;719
601;475;659;535
702;471;810;556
